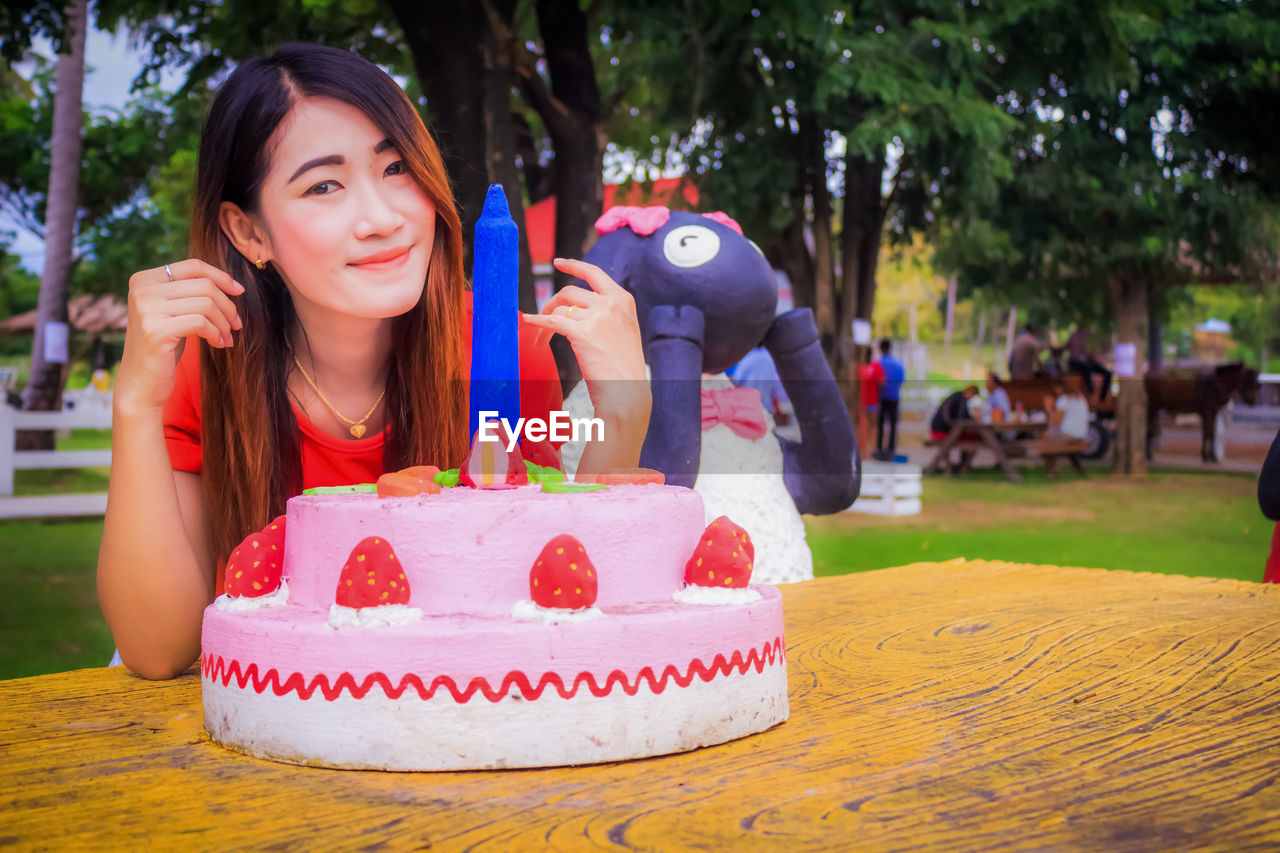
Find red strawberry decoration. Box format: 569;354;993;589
529;534;598;610
684;517;754;589
224;514;287;598
335;536;410;608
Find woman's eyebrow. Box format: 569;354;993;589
288;154;343;184
287;140;396;184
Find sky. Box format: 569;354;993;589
6;25;185;274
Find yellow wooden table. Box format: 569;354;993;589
4;559;1280;850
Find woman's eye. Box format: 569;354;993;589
385;160;406;176
305;180;340;197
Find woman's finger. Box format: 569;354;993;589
521;311;575;339
162;297;234;341
162;258;245;296
552;257;628;297
539;284;600;314
164;314;227;350
154;278;242;331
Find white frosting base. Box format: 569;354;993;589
327;603;424;629
673;584;763;605
510;599;604;624
204;654;788;771
215;580;290;611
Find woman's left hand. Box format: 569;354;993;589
521;257;651;469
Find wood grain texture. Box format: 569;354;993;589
3;559;1280;851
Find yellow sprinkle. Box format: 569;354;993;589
390;554;396;561
723;577;732;586
533;578;539;587
253;561;261;568
706;539;712;546
381;591;388;599
569;563;578;571
235;571;243;578
578;546;584;553
390;581;397;588
556;547;564;555
708;571;715;580
575;588;582;595
399;573;405;580
587;569;592;577
696;557;703;567
373;538;381;544
357;554;366;562
346;580;352;585
712;520;718;526
537;560;542;566
251;540;259;549
271;544;278;551
553;588;562;595
368;578;375;585
253;582;262;590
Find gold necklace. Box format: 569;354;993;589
289;351;385;439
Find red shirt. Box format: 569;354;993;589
163;300;564;488
858;361;885;407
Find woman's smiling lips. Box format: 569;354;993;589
349;245;412;272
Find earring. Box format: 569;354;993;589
254;258;266;270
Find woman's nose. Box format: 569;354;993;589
352;182;405;238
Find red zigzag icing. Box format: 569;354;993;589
202;637;785;703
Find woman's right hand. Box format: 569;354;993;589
115;259;244;414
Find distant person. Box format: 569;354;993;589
731;346;790;422
857;355;885;461
930;385;979;441
1041;380;1089;475
1009;324;1042;380
983;372;1011;424
876;339;905;460
1259;428;1280;583
930;385;980;472
1066;322;1112;404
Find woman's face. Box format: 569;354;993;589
252;97;436;321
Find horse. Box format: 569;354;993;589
1144;362;1260;462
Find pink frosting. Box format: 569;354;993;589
283;484;706;616
202;586;784;695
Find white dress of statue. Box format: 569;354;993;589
559;373;814;585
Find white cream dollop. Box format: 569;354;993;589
511;599;603;624
673;584;762;606
215;580;290;611
327;603;424;629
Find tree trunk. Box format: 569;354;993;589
1147;293;1163;374
944;274;957;352
777;192;815;311
1110;272;1148;477
837;142;886;387
20;0;87;450
1004;307;1017;365
481;0;536;314
392;0;534;307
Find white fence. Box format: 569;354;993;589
0;393;112;519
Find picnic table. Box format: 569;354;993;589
4;560;1279;849
924;420;1059;484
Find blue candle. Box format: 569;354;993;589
469;184;521;441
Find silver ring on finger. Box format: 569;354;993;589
164;263;174;282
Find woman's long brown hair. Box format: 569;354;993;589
189;43;468;566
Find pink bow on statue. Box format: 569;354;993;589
701;387;768;440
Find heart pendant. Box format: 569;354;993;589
349;423;367;439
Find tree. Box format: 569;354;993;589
21;0;88;427
940;0;1280;476
613;0;1014;388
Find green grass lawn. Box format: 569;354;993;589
809;468;1270;582
0;458;1270;681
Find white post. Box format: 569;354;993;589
0;405;15;496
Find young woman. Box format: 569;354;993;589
98;44;650;679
